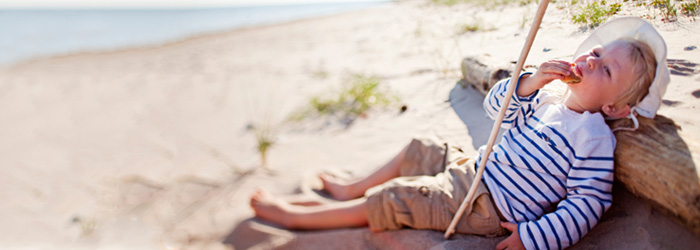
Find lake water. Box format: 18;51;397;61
0;1;390;65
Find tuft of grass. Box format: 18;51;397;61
681;0;700;17
72;216;98;236
652;0;678;21
431;0;463;5
457;18;496;33
459;23;482;33
571;1;622;28
301;74;398;121
252;123;276;169
432;0;532;7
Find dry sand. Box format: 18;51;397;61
1;0;699;249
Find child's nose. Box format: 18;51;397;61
586;56;598;70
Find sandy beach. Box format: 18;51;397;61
1;0;699;249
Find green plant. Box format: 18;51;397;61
338;74;395;116
571;1;621;27
652;0;678;21
304;74;397;120
459;23;482;33
457;18;496;33
681;0;700;16
431;0;465;5
432;0;530;7
72;216;98;236
253;123;276;169
609;2;623;13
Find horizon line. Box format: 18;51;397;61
0;0;394;10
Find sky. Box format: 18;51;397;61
0;0;389;9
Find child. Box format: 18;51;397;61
250;17;670;250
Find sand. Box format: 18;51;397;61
1;0;699;249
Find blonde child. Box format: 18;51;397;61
250;17;670;250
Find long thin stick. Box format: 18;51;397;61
444;0;550;239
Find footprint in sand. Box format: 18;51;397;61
692;89;700;99
668;59;700;76
662;99;682;106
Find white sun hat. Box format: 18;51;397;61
574;17;670;127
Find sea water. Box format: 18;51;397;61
0;1;389;65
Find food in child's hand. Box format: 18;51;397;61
562;63;581;84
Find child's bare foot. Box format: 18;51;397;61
250;189;296;228
318;173;361;201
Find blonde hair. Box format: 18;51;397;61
613;38;657;108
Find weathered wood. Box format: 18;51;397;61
609;115;700;235
460;55;512;94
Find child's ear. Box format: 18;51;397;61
602;103;631;119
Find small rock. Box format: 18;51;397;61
400;105;408;113
246;123;255;131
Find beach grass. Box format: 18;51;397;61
652;0;679;21
457;18;497;33
431;0;534;7
571;1;622;27
434;0;699;26
681;0;700;16
72;216;98;237
253;123;276;169
294;73;399;123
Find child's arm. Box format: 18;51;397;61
483;60;570;129
483;72;536;129
516;136;615;249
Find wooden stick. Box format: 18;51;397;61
443;0;550;239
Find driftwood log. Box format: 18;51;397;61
462;57;700;235
460;56;512;95
609;116;700;235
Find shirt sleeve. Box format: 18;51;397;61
483;72;539;129
517;136;615;250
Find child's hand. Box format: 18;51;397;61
496;222;526;250
531;60;571;86
517;60;571;97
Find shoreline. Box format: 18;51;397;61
0;2;395;68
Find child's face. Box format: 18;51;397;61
566;40;635;114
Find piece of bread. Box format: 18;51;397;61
562;64;581;84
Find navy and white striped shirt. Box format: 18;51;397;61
480;73;615;250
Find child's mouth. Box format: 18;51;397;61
573;64;582;78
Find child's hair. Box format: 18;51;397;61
613;38;657;108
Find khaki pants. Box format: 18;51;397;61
365;137;506;237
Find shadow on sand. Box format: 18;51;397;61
222;218;503;250
448;81;505;150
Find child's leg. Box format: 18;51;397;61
250;189;368;230
319;144;409;201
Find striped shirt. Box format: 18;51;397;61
480;73;615;250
